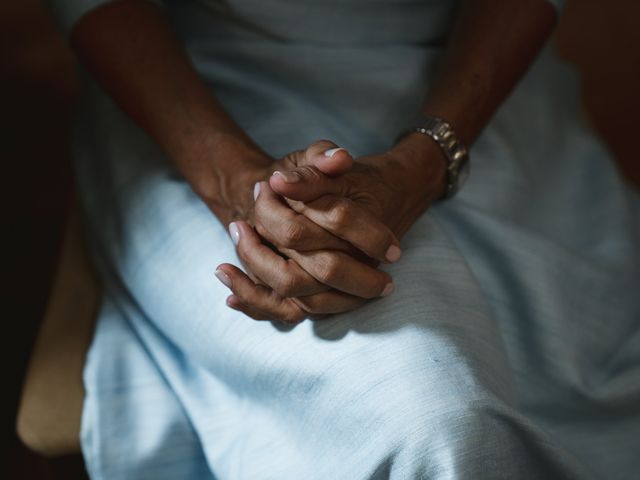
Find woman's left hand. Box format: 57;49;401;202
270;133;448;243
216;133;449;324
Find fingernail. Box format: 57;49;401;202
385;245;402;263
272;170;301;183
215;268;232;288
324;147;345;158
253;182;261;201
228;222;240;245
381;283;395;297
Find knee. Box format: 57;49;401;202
318;342;528;476
388;402;561;479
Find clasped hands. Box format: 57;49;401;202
214;137;447;324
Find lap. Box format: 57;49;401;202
75;62;640;477
82;167;592;477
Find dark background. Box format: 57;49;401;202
2;0;639;478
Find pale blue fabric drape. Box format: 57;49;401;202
46;0;640;478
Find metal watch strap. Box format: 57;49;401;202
396;115;470;200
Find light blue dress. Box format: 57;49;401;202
47;0;640;478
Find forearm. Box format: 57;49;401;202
390;0;557;205
421;0;557;145
70;0;268;221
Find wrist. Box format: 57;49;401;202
357;136;447;238
390;135;448;236
388;132;448;204
174;130;271;224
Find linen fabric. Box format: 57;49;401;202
47;0;640;478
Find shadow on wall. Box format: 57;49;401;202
1;0;639;479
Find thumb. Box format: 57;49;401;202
269;164;345;203
271;139;352;202
313;144;353;177
290;139;353;176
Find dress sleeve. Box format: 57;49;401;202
43;0;163;39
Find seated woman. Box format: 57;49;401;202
47;0;640;478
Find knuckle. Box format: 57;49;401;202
369;230;391;256
281;307;305;325
292;297;319;314
253;197;266;219
309;138;334;153
280;221;305;248
294;300;315;314
296;165;322;181
273;273;299;298
281;150;305;170
315;253;342;284
326;198;351;230
254;221;269;241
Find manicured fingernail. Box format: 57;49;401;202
253;182;261;201
272;170;301;183
214;268;232;288
324;147;345;158
226;295;238;308
228;222;240;245
385;245;402;263
381;283;395;297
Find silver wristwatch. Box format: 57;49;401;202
397;114;470;199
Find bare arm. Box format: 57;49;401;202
69;0;403;321
422;0;557;145
387;0;558;230
70;0;269;224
